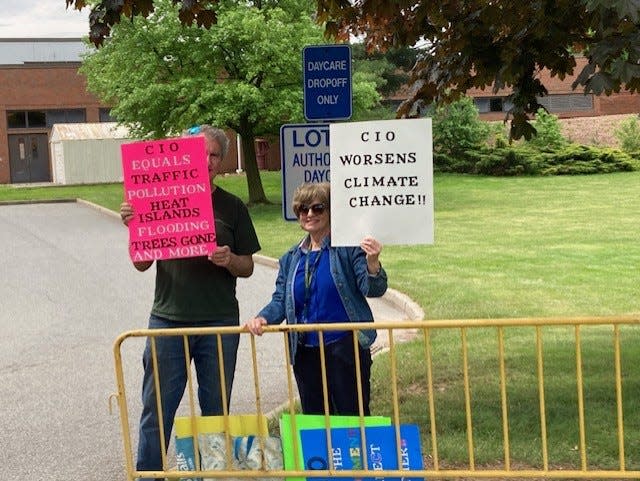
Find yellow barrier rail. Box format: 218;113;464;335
112;315;640;480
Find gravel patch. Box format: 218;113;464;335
559;114;637;147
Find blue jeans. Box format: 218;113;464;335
136;315;240;481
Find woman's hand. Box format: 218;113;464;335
244;317;267;336
360;236;382;275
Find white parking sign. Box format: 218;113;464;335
280;123;330;220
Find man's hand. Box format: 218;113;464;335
209;245;232;267
208;246;254;278
120;202;134;226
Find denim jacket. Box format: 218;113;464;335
257;235;388;363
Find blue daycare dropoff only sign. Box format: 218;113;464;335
280;123;330;221
303;44;352;121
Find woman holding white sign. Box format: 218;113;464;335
244;182;386;415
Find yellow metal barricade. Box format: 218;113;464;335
112;316;640;480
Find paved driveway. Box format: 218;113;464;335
0;201;411;481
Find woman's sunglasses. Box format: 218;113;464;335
298;203;326;216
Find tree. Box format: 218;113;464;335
432;97;490;161
68;1;640;140
528;109;568;150
79;0;381;204
66;0;220;47
351;44;418;98
80;0;377;204
314;1;640;140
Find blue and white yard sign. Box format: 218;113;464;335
280;123;330;220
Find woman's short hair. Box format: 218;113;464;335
185;124;230;159
292;182;330;217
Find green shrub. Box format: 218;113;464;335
493;129;510;149
614;115;640;153
539;145;636;175
528;108;568;150
434;151;476;173
450;143;636;176
430;100;637;177
471;144;543;176
432;97;490;165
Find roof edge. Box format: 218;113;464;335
0;38;84;42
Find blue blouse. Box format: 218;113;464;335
293;248;349;346
257;235;388;364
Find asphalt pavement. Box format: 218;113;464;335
0;200;419;481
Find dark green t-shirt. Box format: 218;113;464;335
150;187;261;323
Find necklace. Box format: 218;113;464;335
302;249;323;323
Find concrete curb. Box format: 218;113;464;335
380;286;425;321
0;198;76;206
77;198;120;218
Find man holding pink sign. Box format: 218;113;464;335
120;125;261;481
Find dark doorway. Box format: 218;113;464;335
9;134;50;183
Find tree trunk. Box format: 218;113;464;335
238;121;268;205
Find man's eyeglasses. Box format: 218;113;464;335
298;203;326;216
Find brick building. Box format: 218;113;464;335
468;56;640;120
0;38;280;185
0;38;113;183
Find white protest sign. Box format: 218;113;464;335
330;118;434;246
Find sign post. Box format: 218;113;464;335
303;45;352;121
280;44;352;220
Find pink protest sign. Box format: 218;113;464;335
121;136;217;262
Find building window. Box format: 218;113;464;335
474;97;513;113
537;94;594;112
489;98;503;112
46;109;86;126
99;108;116;122
28;111;47;127
7;110;47;128
7;109;86;129
7;111;27;128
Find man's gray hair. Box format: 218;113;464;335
199;124;230;159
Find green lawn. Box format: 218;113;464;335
371;321;640;468
3;171;638;319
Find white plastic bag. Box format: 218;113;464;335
198;433;283;481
